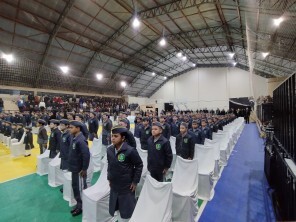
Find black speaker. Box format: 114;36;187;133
164;103;174;112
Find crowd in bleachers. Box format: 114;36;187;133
14;94;127;114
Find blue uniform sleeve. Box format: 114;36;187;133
56;130;62;152
79;139;90;171
189;136;195;159
95;119;99;133
130;149;143;184
164;140;173;169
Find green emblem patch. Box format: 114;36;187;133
156;143;161;150
146;130;149;135
184;138;188;143
118;153;125;162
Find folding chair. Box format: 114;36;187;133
10;133;26;157
48;153;64;187
37;149;51;176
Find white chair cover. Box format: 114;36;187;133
0;133;4;142
204;139;220;180
63;171;77;207
10;133;26;157
32;126;39;134
6;137;11;148
48;153;64;187
172;157;199;222
91;137;103;172
135;137;141;149
37;149;51;176
166;136;176;180
135;148;148;198
82;165;116;222
195;144;216;200
130;175;173;222
4;136;10;146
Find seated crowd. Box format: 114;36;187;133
0;108;237;220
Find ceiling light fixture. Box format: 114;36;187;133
121;81;127;87
60;66;69;74
181;56;187;61
229;52;235;58
132;17;140;28
192;63;196;67
233;62;237;66
2;53;14;63
274;17;284;27
262;52;269;58
163;76;167;80
176;52;182;58
96;73;103;80
159;38;166;47
152;72;156;76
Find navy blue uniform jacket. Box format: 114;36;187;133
139;125;152;150
134;123;142;138
170;121;180;137
147;135;173;172
189;128;203;144
60;130;72;169
49;127;62;158
107;142;143;217
68;132;90;173
88;118;99;134
176;133;195;159
162;122;171;140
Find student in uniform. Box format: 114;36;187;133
59;119;71;171
170;115;180;137
200;119;212;144
147;122;173;182
102;113;113;157
139;117;152;150
118;119;137;149
16;123;24;141
11;123;17;139
133;116;143;138
159;115;171;140
121;112;130;130
37;119;48;154
24;126;34;157
107;126;143;221
68;121;90;217
88;112;99;141
75;114;89;140
4;121;12;137
189;120;203;144
48;119;62;159
176;122;195;160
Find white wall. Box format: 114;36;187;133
150;67;268;110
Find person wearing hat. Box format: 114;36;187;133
200;119;211;144
88;112;99;141
59;119;71;171
16;123;24;141
68;120;90;217
107;125;143;221
24;126;34;157
147;122;173;182
176;122;195;160
159;115;171;140
133;116;143;139
48;119;61;159
118;119;137;149
11;123;17;139
139;117;152;150
102;113;112;157
189;120;203;145
75;114;89;140
37;119;48;154
121;112;130;130
4;121;12;137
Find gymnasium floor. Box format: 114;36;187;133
0;123;275;222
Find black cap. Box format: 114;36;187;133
192;120;199;124
60;119;70;125
16;123;23;127
152;122;164;129
12;123;17;126
142;117;149;122
6;121;12;125
38;119;46;125
180;122;188;128
76;114;84;120
119;118;129;124
25;126;32;130
50;119;60;125
69;120;83;128
111;125;128;134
